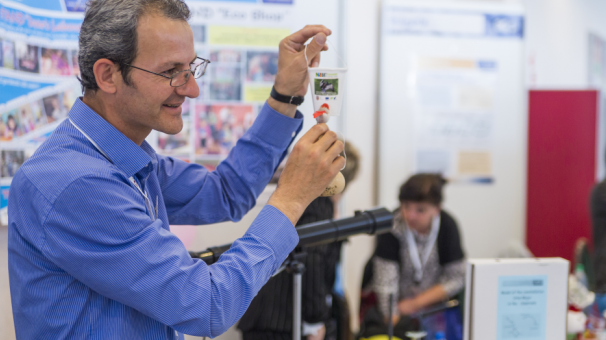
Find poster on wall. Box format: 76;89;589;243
412;57;497;183
0;0;312;225
378;0;524;202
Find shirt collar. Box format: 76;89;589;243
69;98;155;178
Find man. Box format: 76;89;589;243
8;0;344;339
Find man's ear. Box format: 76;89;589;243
92;58;120;94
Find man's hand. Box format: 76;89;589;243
268;25;331;117
268;124;344;225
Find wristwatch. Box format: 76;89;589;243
270;86;305;106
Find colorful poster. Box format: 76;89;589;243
0;0;300;224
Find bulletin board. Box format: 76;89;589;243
0;0;344;225
377;0;527;257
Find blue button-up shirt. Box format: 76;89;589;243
8;98;303;339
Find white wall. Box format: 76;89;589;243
340;0;381;332
523;0;606;88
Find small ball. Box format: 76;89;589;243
320;171;345;197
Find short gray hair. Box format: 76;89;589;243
78;0;191;91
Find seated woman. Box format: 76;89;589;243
364;174;466;339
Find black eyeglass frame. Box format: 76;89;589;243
124;56;211;87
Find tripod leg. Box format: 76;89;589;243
388;293;394;340
293;272;302;340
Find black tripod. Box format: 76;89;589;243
189;207;394;340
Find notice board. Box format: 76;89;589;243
377;0;526;257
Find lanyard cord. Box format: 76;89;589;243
69;118;155;220
405;215;440;283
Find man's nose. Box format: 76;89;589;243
176;72;200;98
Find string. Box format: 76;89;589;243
327;39;347;69
303;38;347;69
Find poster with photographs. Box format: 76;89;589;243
191;25;206;44
1;83;80;143
2;40;16;69
1;150;27;178
246;51;278;82
42;94;69;123
1;109;21;141
209;50;242;101
157;100;192;156
194;103;255;158
41;48;71;76
15;42;40;74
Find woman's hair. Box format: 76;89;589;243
398;173;446;206
341;142;360;190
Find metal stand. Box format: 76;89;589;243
284;250;307;340
388;293;394;340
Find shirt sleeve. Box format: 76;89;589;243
372;256;400;318
42;174;299;337
439;259;466;298
158;102;303;225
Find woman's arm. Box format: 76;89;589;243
398;259;466;315
398;285;448;315
372;256;400;318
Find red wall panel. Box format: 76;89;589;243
527;90;598;261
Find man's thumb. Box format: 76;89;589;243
305;33;327;64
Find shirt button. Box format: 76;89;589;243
291;131;295;138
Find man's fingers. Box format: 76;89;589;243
326;139;344;159
305;33;327;65
316;130;339;151
332;155;346;170
300;123;329;144
288;25;331;45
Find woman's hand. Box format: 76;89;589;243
307;324;326;340
397;298;420;316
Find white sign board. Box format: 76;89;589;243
378;0;526;260
464;258;569;340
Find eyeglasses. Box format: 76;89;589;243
125;57;210;87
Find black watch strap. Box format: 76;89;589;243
270;86;304;106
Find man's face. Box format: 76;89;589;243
114;12;199;136
400;201;440;234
